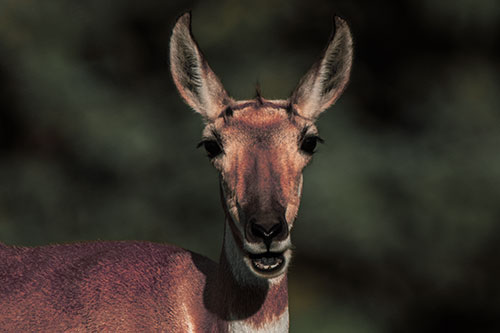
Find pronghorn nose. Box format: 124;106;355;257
246;217;288;247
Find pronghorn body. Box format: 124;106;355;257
0;12;352;332
0;241;287;331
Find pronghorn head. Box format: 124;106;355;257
170;13;352;279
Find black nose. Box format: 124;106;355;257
246;217;289;247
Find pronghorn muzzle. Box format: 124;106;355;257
241;201;290;275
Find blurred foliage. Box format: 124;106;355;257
1;0;500;331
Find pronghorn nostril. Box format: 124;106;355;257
268;222;283;237
247;217;288;246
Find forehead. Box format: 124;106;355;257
204;100;314;140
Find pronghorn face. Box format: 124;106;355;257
200;101;319;277
170;13;353;278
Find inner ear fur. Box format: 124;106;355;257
170;12;231;121
291;16;353;120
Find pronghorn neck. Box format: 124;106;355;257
214;221;289;332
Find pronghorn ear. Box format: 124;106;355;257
170;12;230;121
291;16;353;120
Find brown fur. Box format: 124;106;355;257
213;102;308;229
0;240;288;331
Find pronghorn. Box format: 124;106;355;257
0;12;352;332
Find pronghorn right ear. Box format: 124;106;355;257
170;12;230;121
291;16;353;120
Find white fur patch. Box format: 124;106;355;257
182;303;195;333
228;307;289;333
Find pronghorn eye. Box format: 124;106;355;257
199;140;223;158
300;135;323;154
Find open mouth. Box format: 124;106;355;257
248;252;285;273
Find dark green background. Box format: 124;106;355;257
1;0;499;331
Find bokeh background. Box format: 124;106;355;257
1;0;499;331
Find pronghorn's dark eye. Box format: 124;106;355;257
198;140;223;158
300;135;323;154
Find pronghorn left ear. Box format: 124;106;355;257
291;17;353;120
170;12;230;121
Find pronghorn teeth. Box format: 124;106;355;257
254;260;281;270
251;253;284;271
